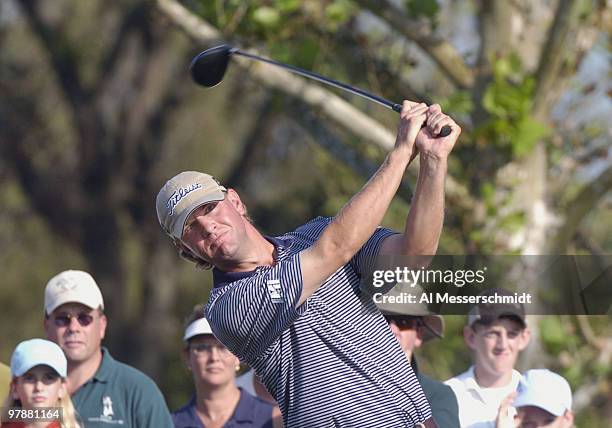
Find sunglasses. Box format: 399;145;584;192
384;316;422;330
52;312;95;327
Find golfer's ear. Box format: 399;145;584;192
226;189;246;215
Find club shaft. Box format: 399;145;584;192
232;48;451;137
234;50;402;113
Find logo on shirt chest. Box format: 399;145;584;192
267;279;282;303
87;395;125;425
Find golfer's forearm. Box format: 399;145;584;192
298;146;411;303
401;155;447;255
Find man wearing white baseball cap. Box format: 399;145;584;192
42;270;173;428
497;369;574;428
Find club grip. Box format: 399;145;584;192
437;125;452;137
392;103;451;138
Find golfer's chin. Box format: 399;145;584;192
209;242;239;263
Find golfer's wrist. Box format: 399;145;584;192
418;153;447;176
389;143;416;163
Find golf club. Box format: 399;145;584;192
190;44;452;138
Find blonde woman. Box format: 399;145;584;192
2;339;81;428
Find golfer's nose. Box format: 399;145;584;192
195;215;216;236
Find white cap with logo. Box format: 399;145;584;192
10;338;68;378
44;270;104;315
156;171;226;241
514;369;572;416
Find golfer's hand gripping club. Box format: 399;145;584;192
190;44;452;138
391;103;452;138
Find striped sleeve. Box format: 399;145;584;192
349;227;398;277
205;253;306;363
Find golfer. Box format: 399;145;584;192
157;101;460;427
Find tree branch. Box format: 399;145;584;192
17;0;88;110
355;0;475;89
95;2;152;98
549;164;612;251
287;101;415;202
224;97;276;189
16;0;110;175
532;0;582;119
0;87;83;244
575;316;609;353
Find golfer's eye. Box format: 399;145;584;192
202;202;218;215
184;218;195;233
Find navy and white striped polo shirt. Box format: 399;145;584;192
206;217;432;427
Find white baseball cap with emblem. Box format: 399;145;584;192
44;270;105;315
156;171;227;241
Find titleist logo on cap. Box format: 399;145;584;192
166;183;202;216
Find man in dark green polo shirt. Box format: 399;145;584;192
43;269;173;427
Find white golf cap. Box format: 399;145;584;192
514;369;572;416
10;339;67;378
44;270;104;315
183;317;214;342
156;171;226;241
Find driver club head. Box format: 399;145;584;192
190;44;235;87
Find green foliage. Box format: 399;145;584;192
480;182;496;215
405;0;440;27
440;90;474;115
252;6;281;30
540;316;567;353
324;0;355;30
479;54;551;157
274;0;302;13
268;36;320;70
498;211;525;232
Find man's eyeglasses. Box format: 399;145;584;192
51;313;95;327
190;343;230;355
384;316;422;331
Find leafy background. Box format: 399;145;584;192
1;0;610;425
